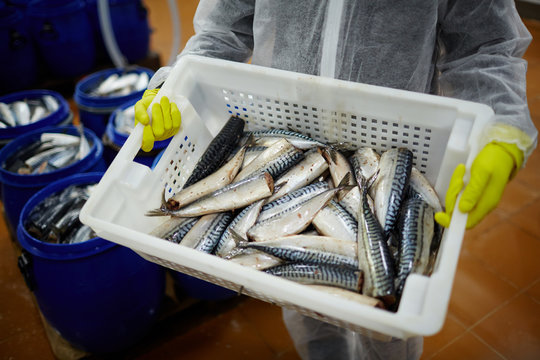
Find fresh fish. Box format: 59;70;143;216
95;74;119;95
24;185;93;244
40;133;80;146
228;248;283;270
67;225;96;244
395;198;435;297
147;172;274;217
179;212;233;254
42;95;59;112
258;181;330;223
149;216;200;244
408;167;442;213
246;129;327;150
349;147;380;182
239;146;268;168
182;115;245;188
12;101;30;126
238;241;359;269
264;263;362;292
370;148;413;237
135;72;149;91
308;285;384;308
320;147;356;200
312;200;358;242
233;234;357;257
338;186;375;221
114;105;136;135
215;199;265;257
165;146;247;210
247;187;343;242
233;138;304;182
30;106;47;123
357;181;395;304
268;149;329;202
0;102;17;127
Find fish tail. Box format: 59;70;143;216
145;208;169;217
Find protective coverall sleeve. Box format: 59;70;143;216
436;0;537;162
148;0;255;90
437;0;538;160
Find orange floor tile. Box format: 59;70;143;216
1;3;539;360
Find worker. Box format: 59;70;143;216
134;1;537;359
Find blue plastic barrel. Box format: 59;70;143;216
17;172;165;354
74;67;153;138
27;0;95;78
173;271;236;301
86;0;150;63
0;89;72;149
0;125;107;234
0;6;38;94
103;98;170;166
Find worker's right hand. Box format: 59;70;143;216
134;89;181;152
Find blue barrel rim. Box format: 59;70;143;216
0;125;103;187
16;172;116;261
74;67;154;112
106;97;170;152
27;0;85;17
0;89;70;140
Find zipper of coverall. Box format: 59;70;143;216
320;0;345;78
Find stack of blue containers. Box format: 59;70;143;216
0;0;151;93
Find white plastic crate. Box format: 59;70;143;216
80;55;494;340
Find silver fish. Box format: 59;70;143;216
183;116;245;188
0;102;17;127
215;199;265;257
408;167;442;213
357;182;395;304
147;172;274;217
268;149;329;202
40;133;80;146
320;147;356;200
180;212;233;254
395;198;435;297
370;148;413;237
236;235;357;257
228;248;283;270
12;101;30;126
30;106;47;123
247;187;342;242
238;241;358;269
149;216;199;244
258;181;330;223
234;138;304;181
349;147;380;183
247;129;327;150
264;263;362;292
339;186;375;221
165;146;247;210
312;200;358;242
42;95;59;113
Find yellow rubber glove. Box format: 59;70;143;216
134;89;181;152
434;142;523;229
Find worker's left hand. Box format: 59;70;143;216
134;89;181;152
434;141;523;229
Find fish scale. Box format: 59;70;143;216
240;242;359;269
264;263;362;292
165;218;199;244
196;212;233;254
371;148;413;237
395;198;434;297
358;184;395;302
183;116;244;188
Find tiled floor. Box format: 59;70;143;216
1;2;539;359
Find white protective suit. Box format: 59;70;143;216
149;1;537;359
